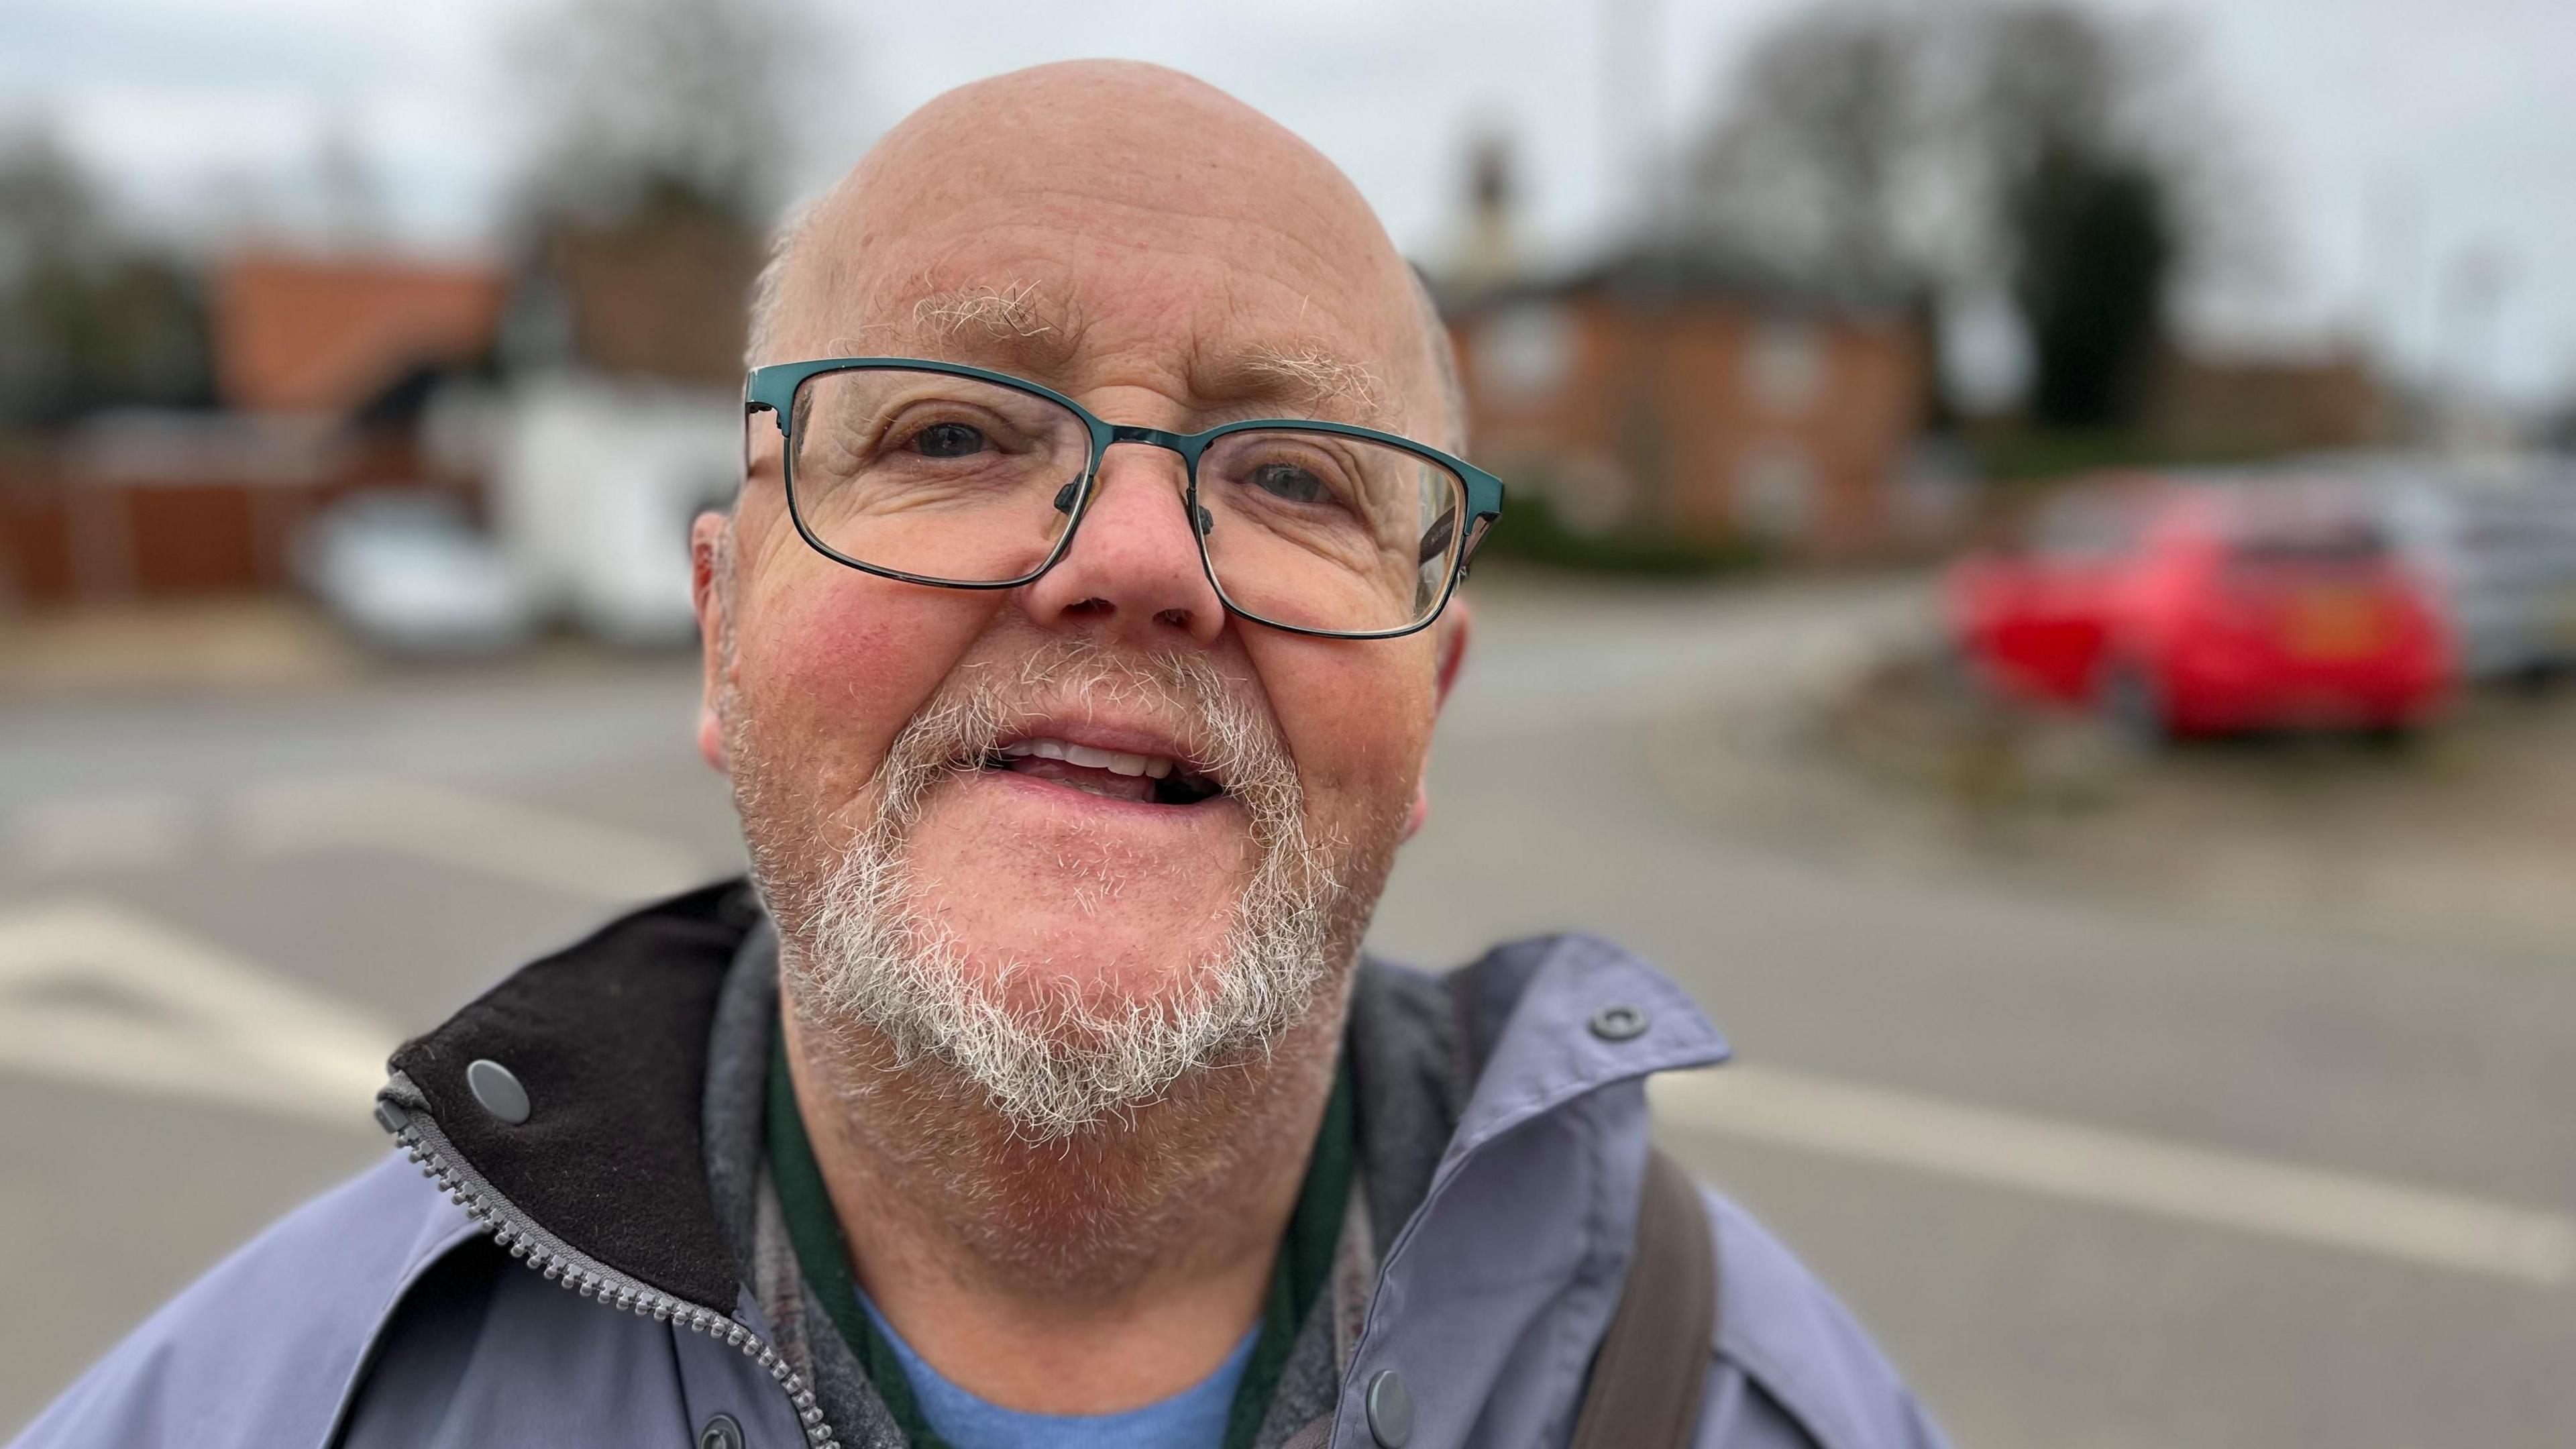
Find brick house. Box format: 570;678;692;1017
1445;253;1930;559
2149;349;2389;457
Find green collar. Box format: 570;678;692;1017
764;1033;1356;1449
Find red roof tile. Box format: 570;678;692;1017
213;252;505;413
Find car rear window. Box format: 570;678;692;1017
2229;522;2390;564
2223;488;2390;566
2033;494;2157;559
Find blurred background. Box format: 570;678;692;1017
4;0;2573;1443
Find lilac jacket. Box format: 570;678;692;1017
13;885;1947;1449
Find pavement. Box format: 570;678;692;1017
3;570;2571;1445
0;598;364;696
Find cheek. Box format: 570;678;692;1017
733;561;999;818
1249;633;1438;823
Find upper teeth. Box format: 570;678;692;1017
999;739;1177;780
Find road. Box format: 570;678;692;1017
4;572;2571;1445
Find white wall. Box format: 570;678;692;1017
492;374;738;647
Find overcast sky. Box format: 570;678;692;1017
6;0;2571;405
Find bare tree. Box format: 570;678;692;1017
1682;4;1932;300
1684;1;2238;427
507;0;813;228
494;0;822;382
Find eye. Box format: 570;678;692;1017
1247;461;1330;504
908;421;988;458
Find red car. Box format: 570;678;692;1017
1945;476;2455;739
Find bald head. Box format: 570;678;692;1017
746;60;1461;448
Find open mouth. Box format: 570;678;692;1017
978;737;1226;806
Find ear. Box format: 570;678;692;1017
1401;598;1474;842
690;511;735;774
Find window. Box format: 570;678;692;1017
1736;445;1817;542
1472;303;1576;410
1747;319;1825;417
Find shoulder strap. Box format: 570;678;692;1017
1568;1148;1719;1449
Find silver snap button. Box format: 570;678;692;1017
466;1059;531;1124
1364;1368;1414;1448
696;1413;743;1449
1589;1004;1649;1042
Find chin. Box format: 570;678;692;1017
934;912;1244;1016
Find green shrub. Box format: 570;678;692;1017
1474;488;1767;578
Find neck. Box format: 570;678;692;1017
778;984;1343;1415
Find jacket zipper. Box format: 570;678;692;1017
376;1085;841;1448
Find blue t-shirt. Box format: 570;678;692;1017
857;1292;1259;1449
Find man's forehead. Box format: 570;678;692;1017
757;62;1441;434
820;275;1403;430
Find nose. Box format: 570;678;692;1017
1018;441;1226;648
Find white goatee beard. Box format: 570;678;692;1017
736;638;1352;1143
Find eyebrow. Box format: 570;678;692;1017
1199;343;1394;429
831;281;1087;376
844;282;1399;430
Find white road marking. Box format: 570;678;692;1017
229;777;712;903
2;777;716;904
0;901;397;1125
4;794;197;873
1654;1065;2576;1288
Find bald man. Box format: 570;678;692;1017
13;64;1945;1449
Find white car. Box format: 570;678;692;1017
2371;458;2576;684
301;494;539;658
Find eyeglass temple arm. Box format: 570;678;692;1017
1454;511;1501;580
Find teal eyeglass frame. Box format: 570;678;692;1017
743;357;1505;641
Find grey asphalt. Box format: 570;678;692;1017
3;572;2570;1446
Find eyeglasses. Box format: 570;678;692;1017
743;358;1504;639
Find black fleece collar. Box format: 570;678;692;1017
384;880;764;1311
